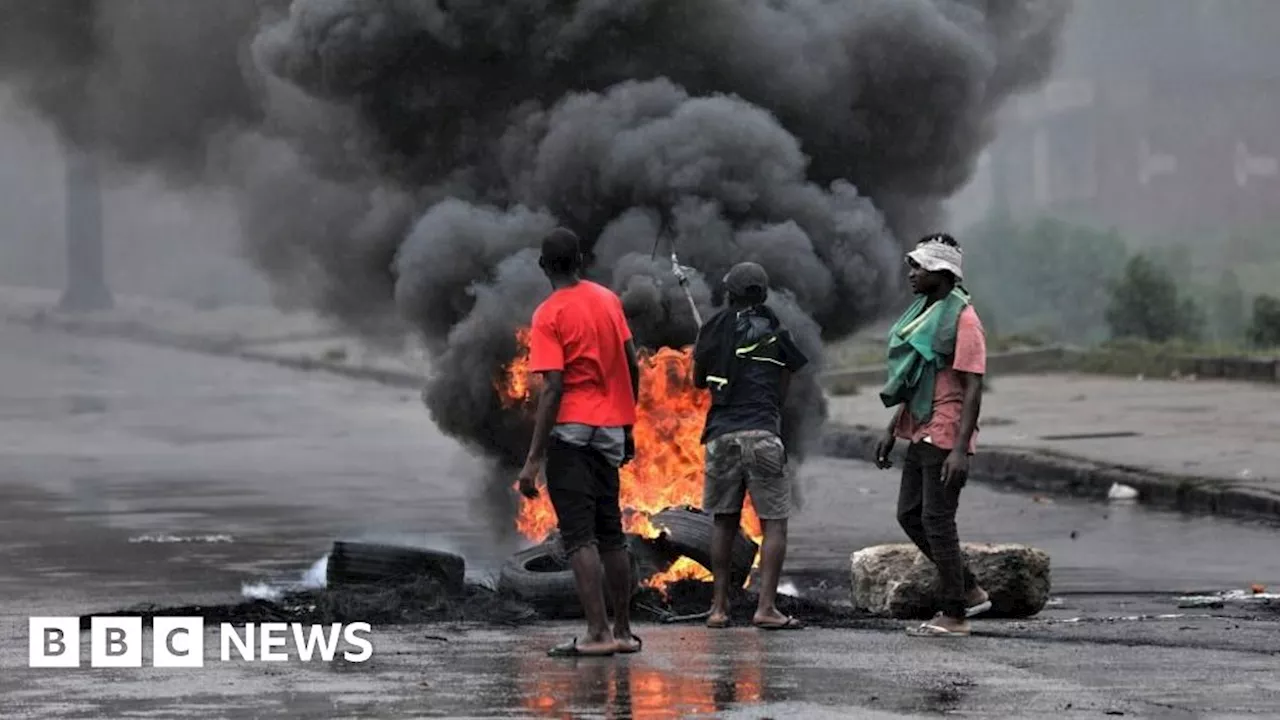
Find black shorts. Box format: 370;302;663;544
545;437;626;555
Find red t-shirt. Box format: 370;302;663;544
527;280;637;427
893;305;987;454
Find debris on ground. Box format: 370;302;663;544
83;579;540;630
1175;588;1280;609
82;578;895;631
632;581;899;630
1107;483;1139;501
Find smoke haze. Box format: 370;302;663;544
0;0;1071;516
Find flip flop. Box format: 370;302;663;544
706;616;731;629
966;600;993;618
546;638;617;657
754;616;805;631
906;623;970;637
616;634;643;654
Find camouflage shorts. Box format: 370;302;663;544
702;429;791;520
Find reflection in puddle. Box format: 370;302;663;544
517;631;768;719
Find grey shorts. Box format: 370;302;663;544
702;429;791;520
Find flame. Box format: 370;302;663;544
498;328;763;589
641;556;713;593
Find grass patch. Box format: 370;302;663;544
1074;338;1279;378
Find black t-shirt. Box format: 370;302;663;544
694;306;808;444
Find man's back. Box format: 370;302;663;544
528;280;636;428
694;304;808;444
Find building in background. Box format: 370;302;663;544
952;0;1280;246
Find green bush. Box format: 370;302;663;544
1248;295;1280;349
1074;337;1200;377
1105;253;1204;343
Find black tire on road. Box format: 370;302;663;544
498;536;643;618
650;505;758;586
326;541;466;593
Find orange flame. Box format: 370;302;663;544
641;556;713;593
498;328;763;589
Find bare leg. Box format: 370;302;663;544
568;545;616;652
600;547;637;649
752;518;790;626
706;513;739;626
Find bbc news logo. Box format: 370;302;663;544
29;617;373;668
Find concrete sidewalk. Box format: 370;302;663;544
6;283;1280;523
825;374;1280;522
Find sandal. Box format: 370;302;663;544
906;623;970;637
616;634;643;654
754;616;805;631
546;638;617;657
966;599;993;618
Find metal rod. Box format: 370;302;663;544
669;249;702;327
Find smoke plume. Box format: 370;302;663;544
0;0;1070;500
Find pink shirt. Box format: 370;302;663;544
893;305;986;454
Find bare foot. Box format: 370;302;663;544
965;587;989;606
965;586;991;617
752;607;804;630
706;605;731;628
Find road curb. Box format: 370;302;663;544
820;423;1280;525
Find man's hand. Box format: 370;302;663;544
874;433;896;469
517;458;541;499
942;449;969;486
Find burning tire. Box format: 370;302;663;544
498;535;643;618
326;541;465;593
650;506;758;586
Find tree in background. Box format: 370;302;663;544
963;215;1128;344
1105;253;1204;343
1248;295;1280;349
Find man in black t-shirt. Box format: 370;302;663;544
693;261;808;630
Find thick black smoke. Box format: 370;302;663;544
0;0;1070;502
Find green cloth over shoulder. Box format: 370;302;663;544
879;287;971;424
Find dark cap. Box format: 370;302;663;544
723;261;769;299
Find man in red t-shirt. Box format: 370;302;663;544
519;227;642;657
875;233;990;637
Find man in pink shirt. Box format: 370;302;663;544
875;233;990;637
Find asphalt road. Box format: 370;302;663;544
1;322;1277;718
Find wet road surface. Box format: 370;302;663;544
1;322;1278;718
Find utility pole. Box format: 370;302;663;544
58;142;112;312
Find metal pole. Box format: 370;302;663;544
58;141;112;312
670;250;702;327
